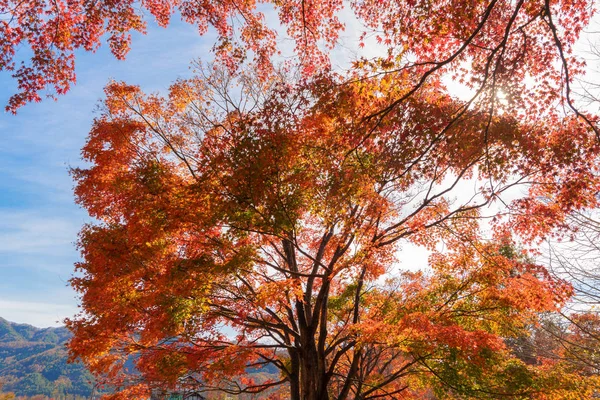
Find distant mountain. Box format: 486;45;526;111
0;317;94;398
0;318;282;399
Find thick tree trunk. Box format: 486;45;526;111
300;342;329;400
289;349;301;400
284;237;332;399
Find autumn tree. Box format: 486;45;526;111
528;210;600;389
2;0;598;396
548;211;600;313
66;58;600;398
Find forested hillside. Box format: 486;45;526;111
0;318;93;398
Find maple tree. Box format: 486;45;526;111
1;0;598;395
66;57;600;398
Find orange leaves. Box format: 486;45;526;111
1;0;268;111
402;312;505;358
3;0;143;110
428;237;572;317
276;0;343;73
0;0;595;394
255;279;303;308
100;385;151;400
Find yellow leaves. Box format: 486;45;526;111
168;80;195;112
103;82;143;115
532;363;600;400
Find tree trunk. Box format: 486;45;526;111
300;341;329;400
289;348;301;400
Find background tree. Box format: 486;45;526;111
548;211;600;312
502;22;600;392
536;211;600;379
67;61;600;398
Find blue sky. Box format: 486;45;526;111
0;19;214;327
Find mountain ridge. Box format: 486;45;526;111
0;317;93;398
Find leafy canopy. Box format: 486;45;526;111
67;61;600;398
1;0;598;135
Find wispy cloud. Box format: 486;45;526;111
0;211;80;256
0;299;77;327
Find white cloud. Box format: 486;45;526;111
0;298;77;327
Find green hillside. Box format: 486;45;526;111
0;318;94;398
